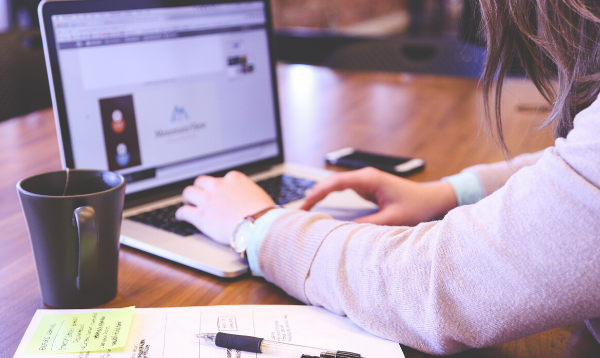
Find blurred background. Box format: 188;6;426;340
1;0;480;39
0;0;485;122
273;0;466;38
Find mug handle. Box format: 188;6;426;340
72;206;99;292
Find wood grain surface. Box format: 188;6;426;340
1;63;598;358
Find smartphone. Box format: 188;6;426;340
325;147;425;176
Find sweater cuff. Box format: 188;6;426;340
442;171;485;206
246;208;289;277
258;211;346;303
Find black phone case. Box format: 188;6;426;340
326;154;425;177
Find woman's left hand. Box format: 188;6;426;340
175;171;276;245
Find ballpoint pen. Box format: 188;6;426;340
196;332;365;358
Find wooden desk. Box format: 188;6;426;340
1;64;598;358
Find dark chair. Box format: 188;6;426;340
0;30;52;122
324;38;487;78
274;0;489;78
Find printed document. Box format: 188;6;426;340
14;305;404;357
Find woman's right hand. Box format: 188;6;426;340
301;167;458;226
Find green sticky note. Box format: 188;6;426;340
25;306;135;354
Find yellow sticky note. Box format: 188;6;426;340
25;306;135;354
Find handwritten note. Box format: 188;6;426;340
25;306;134;354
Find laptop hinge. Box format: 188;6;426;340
124;185;187;210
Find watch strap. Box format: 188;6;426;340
231;205;282;257
245;205;282;222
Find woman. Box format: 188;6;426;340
175;0;600;354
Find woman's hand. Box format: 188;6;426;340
301;167;457;226
175;171;276;245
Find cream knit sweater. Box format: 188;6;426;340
256;95;600;355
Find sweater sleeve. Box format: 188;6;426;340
441;151;544;206
463;151;544;196
257;99;600;355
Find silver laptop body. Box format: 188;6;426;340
39;0;376;277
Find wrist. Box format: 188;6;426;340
246;208;289;277
245;205;282;223
231;205;281;258
424;181;458;218
442;171;485;206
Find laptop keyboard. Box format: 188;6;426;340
127;175;316;237
256;174;316;206
128;202;200;236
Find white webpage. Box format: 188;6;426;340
51;2;280;193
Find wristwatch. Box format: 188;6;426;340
231;206;281;258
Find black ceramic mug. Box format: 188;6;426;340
17;170;126;308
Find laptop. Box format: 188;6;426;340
39;0;377;277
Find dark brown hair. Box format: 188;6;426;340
478;0;600;151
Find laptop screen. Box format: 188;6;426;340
47;1;281;194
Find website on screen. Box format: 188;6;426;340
52;2;279;193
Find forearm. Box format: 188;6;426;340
257;149;600;355
463;151;544;196
442;151;545;207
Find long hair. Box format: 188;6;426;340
478;0;600;152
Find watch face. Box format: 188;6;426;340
233;220;252;253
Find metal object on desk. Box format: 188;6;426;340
198;332;364;358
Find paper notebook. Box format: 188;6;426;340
14;305;405;358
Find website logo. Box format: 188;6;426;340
171;106;190;122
